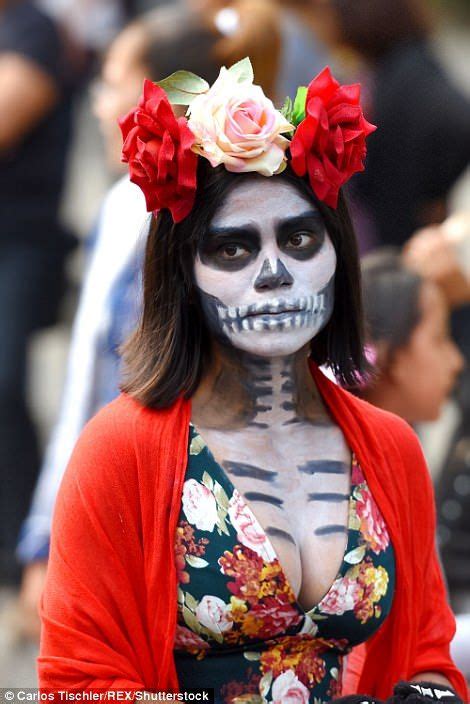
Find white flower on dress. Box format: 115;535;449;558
271;670;310;704
195;595;233;634
182;478;218;531
317;576;360;616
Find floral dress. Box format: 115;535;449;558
173;424;395;704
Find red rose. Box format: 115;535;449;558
119;79;198;223
290;67;376;208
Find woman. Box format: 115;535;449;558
359;249;464;424
38;61;467;701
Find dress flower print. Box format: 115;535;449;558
173;425;395;704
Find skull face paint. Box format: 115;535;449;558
194;178;336;357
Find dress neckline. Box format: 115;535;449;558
188;421;355;616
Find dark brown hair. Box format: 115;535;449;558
121;162;366;408
331;0;431;61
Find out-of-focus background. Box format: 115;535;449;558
0;0;469;688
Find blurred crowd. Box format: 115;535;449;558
0;0;469;686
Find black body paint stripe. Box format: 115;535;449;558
314;525;348;536
244;492;284;508
265;526;296;545
224;461;278;482
282;417;301;425
298;460;348;475
308;492;349;502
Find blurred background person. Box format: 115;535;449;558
0;0;78;586
13;0;282;644
404;214;470;620
319;0;470;251
358;248;464;424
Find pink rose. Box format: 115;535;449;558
228;490;276;560
272;670;310;704
250;596;302;636
187;63;292;176
195;595;233;634
318;577;360;616
182;479;218;531
174;624;209;651
355;486;390;554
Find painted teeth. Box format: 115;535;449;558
239;305;248;317
228;306;237;319
242;319;250;331
253;319;264;332
269;319;279;329
222;323;231;336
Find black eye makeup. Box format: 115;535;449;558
277;212;326;261
198;226;260;271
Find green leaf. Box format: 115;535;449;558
185;592;199;612
344;544;367;565
190;434;206;455
243;651;261;661
292;85;307;125
214;481;230;510
227;57;254;84
201;471;214;491
156;70;209;105
177;586;185;606
259;671;273;698
186;555;209;569
280;95;294;123
182;605;201;633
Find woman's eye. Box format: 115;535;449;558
219;244;248;260
287;232;314;248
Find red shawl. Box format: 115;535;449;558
38;363;468;700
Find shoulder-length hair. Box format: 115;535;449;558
121;160;366;408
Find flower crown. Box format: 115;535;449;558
119;58;376;223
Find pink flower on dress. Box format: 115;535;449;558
174;624;209;651
182;478;218;531
195;595;233;634
318;576;360;616
351;458;365;485
249;595;302;637
228;489;276;561
271;670;310;704
355;485;390;554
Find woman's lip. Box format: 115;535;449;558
246;308;303;318
246;307;302;318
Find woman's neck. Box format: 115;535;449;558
191;342;328;430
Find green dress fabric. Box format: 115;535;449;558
174;424;395;703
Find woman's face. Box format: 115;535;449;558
390;281;464;422
194;178;337;357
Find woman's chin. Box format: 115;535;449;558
224;328;315;358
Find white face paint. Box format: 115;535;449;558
194;178;337;357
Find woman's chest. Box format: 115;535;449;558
186;422;352;609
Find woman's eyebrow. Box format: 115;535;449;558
276;210;325;235
204;224;260;242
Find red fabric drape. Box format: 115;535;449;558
38;364;468;701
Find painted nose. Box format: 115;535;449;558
254;258;294;292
